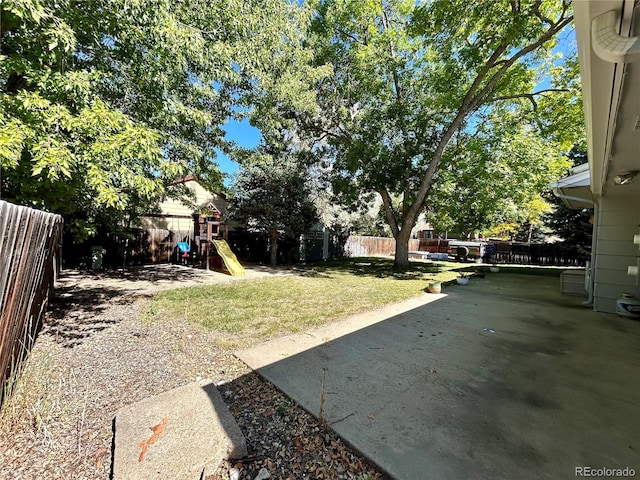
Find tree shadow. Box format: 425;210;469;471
39;263;291;349
40;283;136;348
295;256;449;280
69;264;217;283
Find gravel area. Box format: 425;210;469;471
0;265;383;480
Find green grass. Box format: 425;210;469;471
149;257;465;347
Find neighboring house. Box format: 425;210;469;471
138;176;230;263
417;223;435;240
556;1;640;313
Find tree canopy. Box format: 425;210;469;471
544;147;592;261
427;124;570;239
0;0;317;239
229;147;318;266
305;0;578;266
2;0;586;263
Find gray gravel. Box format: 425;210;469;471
0;266;382;480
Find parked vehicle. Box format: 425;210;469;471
446;240;495;262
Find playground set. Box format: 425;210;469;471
175;206;245;276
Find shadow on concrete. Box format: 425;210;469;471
237;274;640;480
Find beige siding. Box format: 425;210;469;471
135;179;231;263
156;198;193;217
153;180;228;218
593;195;640;313
138;179;230;230
139;216;194;232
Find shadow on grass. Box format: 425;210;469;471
295;256;451;280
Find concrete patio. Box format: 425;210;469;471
237;273;640;480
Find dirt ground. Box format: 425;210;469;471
0;264;382;480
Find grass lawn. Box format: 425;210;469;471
148;257;467;347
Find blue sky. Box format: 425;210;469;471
217;119;261;183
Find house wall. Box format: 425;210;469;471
593;195;640;313
136;179;231;263
139;216;193;232
154;181;228;217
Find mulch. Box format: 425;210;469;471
0;268;383;480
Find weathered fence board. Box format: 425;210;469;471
0;201;62;406
344;235;420;257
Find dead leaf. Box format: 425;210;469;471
94;448;108;470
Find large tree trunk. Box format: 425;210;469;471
393;227;413;269
269;228;278;266
380;189;416;270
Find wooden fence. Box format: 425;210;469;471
345;235;587;266
344;235;420;257
0;201;63;406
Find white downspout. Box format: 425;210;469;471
592;10;640;63
584;204;599;307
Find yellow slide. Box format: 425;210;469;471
211;239;245;276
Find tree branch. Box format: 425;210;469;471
532;0;554;26
175;19;220;39
460;42;509;110
381;5;401;100
484;88;569;111
466;15;573;113
509;0;519;17
380;1;413;217
336;27;367;46
379;188;400;239
406;11;574;228
306;120;352;145
462;5;572;112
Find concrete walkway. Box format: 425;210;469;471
237;274;640;480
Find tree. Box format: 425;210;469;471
544;147;592;262
1;0;172;238
426;125;569;239
306;0;575;267
0;0;316;240
229;151;318;266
